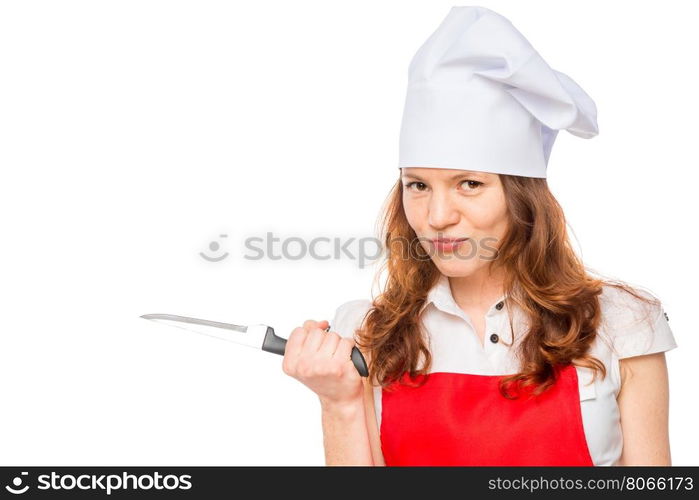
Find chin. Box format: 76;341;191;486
432;256;482;278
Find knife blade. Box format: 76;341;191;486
140;313;369;377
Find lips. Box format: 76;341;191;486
430;237;469;243
430;237;469;252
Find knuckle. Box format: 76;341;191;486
322;332;340;346
289;326;306;339
297;362;312;378
302;319;318;330
312;362;330;377
311;326;326;336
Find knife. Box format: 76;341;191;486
139;313;369;377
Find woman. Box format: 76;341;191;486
281;6;677;466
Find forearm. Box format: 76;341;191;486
320;399;373;466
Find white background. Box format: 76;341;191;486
1;0;697;465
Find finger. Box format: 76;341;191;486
332;337;355;364
284;326;308;358
302;326;325;354
316;330;341;358
302;319;320;330
302;319;330;332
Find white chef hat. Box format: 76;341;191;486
398;6;598;178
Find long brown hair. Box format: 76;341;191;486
354;173;660;399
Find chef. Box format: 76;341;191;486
282;6;677;466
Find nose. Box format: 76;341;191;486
427;192;460;230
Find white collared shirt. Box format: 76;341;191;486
330;273;678;466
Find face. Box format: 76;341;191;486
401;167;509;278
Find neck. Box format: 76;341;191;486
448;265;506;310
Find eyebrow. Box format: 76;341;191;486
401;171;483;181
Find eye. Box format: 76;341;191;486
461;180;483;191
404;181;428;192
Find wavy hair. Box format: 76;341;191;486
353;174;660;399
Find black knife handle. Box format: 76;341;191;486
262;326;369;377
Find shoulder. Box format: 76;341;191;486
597;283;677;360
329;299;373;342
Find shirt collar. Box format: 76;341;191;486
418;273;509;318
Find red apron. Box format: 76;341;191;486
380;363;593;466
